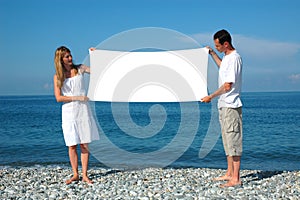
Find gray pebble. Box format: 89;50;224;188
0;166;299;199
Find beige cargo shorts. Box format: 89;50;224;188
219;107;243;156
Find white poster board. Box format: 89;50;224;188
88;48;208;102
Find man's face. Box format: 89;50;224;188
214;38;225;53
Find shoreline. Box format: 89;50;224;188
1;166;299;199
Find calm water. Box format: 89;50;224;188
0;92;299;171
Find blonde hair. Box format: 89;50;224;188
54;46;77;89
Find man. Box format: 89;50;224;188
202;29;243;187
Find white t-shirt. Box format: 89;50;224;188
218;50;243;108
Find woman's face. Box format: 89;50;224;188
62;52;73;67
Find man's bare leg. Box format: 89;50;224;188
80;143;93;184
220;156;242;187
214;156;233;181
66;145;79;184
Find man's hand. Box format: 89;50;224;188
201;95;212;103
206;46;215;55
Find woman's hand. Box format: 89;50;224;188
72;96;89;102
81;96;89;102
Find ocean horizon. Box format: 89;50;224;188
0;91;299;171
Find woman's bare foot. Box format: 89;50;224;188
82;176;93;184
65;175;79;184
213;175;232;181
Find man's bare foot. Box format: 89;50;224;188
65;175;79;184
213;175;232;181
82;176;93;184
219;180;242;188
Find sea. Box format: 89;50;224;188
0;92;299;171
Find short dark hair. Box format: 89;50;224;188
213;29;232;45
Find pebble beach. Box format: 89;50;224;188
0;166;299;199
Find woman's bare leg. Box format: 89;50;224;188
66;145;79;184
80;143;93;184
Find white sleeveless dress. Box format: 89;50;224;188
61;66;100;146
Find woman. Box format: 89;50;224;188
54;46;99;184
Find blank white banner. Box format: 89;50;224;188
88;48;208;102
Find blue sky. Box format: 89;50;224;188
0;0;299;95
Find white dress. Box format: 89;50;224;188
61;66;100;146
